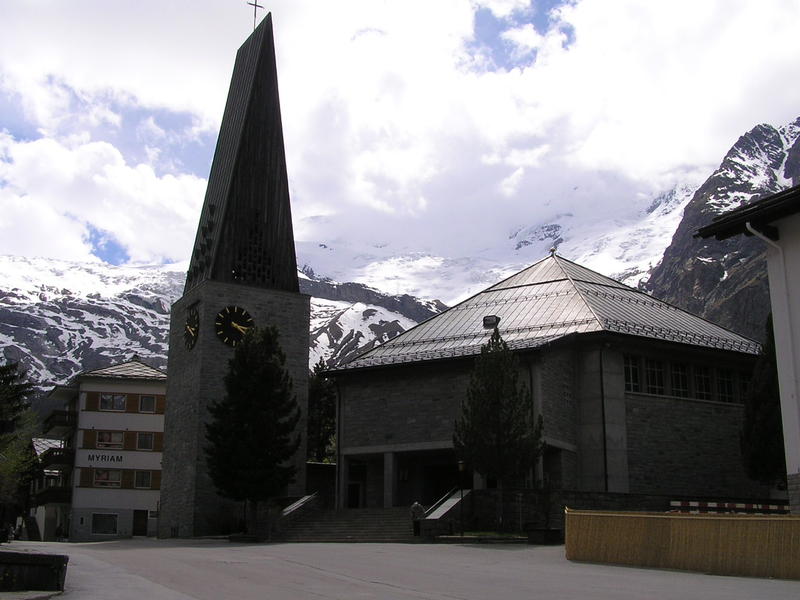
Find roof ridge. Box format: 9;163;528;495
552;254;604;329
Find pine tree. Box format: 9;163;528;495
0;361;33;434
0;361;35;526
307;358;336;463
454;328;544;489
205;327;301;533
740;314;786;488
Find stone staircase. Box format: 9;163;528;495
278;507;416;543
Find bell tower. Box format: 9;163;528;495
159;14;309;537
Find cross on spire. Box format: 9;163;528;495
247;1;264;31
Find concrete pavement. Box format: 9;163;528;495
5;538;799;600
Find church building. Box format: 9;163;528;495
159;14;309;537
329;254;768;509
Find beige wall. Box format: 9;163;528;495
764;213;800;499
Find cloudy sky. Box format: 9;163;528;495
1;0;799;285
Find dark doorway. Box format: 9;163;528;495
132;510;148;536
347;462;367;508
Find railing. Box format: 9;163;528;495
42;411;77;436
282;493;318;517
34;486;71;505
39;448;74;469
424;487;457;518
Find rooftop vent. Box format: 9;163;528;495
483;315;500;329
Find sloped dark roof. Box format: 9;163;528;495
81;359;167;381
696;184;800;240
335;254;760;371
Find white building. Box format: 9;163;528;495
698;185;800;512
36;359;167;541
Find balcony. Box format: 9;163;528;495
43;410;77;437
34;486;71;505
39;448;75;470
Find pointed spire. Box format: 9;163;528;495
185;14;298;293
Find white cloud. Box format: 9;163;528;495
474;0;533;19
0;134;205;263
1;0;799;284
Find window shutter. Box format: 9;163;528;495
83;430;97;449
85;392;99;411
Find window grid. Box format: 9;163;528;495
670;363;690;398
137;432;154;451
139;395;156;413
96;431;123;449
624;355;640;392
93;469;121;488
134;471;152;489
99;393;126;411
694;367;713;401
645;359;665;395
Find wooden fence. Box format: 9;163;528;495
564;508;800;580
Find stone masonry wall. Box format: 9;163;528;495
159;280;309;537
339;360;470;449
626;393;769;498
538;349;577;447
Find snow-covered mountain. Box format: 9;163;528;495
4;115;798;397
0;256;442;391
646;117;800;341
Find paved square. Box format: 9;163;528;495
8;539;800;600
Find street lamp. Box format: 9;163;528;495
458;460;466;541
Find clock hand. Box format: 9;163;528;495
231;322;251;335
185;325;197;335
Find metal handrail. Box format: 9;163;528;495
423;487;457;518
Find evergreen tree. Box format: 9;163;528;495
0;361;35;525
454;328;544;489
307;358;336;462
205;327;301;533
0;361;33;434
740;314;786;488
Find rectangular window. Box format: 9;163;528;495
93;469;121;488
96;431;123;449
139;395;155;413
91;513;118;535
694;366;712;401
717;369;735;402
645;359;665;395
99;393;126;411
670;363;690;398
134;471;152;489
137;432;154;451
739;372;751;400
624;355;640;392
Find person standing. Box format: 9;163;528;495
410;501;425;536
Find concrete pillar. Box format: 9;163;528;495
383;452;395;508
576;347;629;493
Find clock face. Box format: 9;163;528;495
215;305;254;347
184;306;199;350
